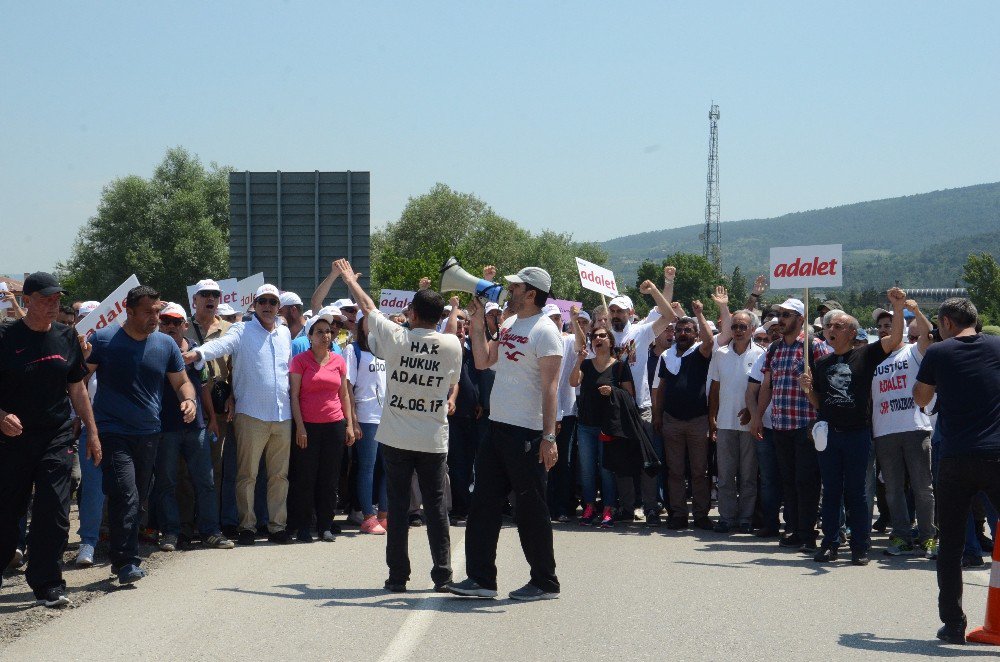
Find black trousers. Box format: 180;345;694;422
773;426;821;541
547;416;576;519
465;421;559;593
287;420;346;532
101;432;159;571
447;416;479;518
936;455;1000;627
0;427;75;598
382;444;451;586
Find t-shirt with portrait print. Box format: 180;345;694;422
813;341;889;431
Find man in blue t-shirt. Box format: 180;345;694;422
914;297;1000;645
86;286;196;585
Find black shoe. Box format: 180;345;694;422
268;529;293;544
693;517;715;531
737;523;754;535
433;583;452;594
977;534;993;552
37;586;71;609
851;550;870;566
666;517;689;530
713;521;731;534
256;524;269;536
408;513;425;527
296;529;313;543
871;517;889;533
446;578;497;599
961;555;985;568
936;623;966;645
176;534;195;551
813;545;839;562
327;522;342;535
799;539;818;553
384;580;406;593
222;525;240;539
645;511;661;528
237;529;256;546
755;527;780;538
779;533;803;548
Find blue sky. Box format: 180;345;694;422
2;2;998;275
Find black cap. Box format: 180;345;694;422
22;272;68;296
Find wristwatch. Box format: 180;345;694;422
542;433;557;444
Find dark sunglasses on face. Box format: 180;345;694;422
730;323;749;331
256;298;280;306
198;291;221;299
591;332;609;340
159;318;184;327
778;311;798;319
753;335;769;343
675;328;696;335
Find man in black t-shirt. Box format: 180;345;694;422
652;303;715;530
801;291;905;567
913;297;1000;645
0;272;101;608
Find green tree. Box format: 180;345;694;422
626;253;725;318
59;147;231;304
371;183;608;306
728;266;748;309
963;252;1000;324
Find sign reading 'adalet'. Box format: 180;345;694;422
769;244;843;289
379;289;416;314
575;257;619;298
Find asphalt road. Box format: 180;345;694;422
1;521;995;661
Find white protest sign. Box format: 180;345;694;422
378;289;415;314
575;257;619;298
769;244;843;289
75;274;141;339
235;273;265;311
186;278;238;314
0;282;10;310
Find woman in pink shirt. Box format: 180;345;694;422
288;312;355;542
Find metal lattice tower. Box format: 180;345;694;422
703;103;721;270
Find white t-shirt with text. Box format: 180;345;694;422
367;312;462;453
871;343;932;438
611;321;658;409
344;342;386;425
490;313;564;431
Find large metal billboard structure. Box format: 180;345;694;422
228;170;370;303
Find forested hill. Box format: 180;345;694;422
604;182;1000;290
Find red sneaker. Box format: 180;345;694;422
599;507;615;528
579;504;596;526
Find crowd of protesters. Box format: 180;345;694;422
1;262;998;644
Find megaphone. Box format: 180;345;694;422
440;257;507;306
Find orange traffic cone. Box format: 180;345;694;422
968;520;1000;645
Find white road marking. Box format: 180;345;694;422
377;532;467;662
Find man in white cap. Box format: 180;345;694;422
182;284;294;546
153;303;233;551
186;278;237;537
279;291;306;340
751;297;831;551
216;303;239;323
450;266;564;601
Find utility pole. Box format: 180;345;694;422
702;103;721;271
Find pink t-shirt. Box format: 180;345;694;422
289;351;347;423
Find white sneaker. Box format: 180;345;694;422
347;510;365;526
76;544;95;566
322;530;337;542
159;534;178;552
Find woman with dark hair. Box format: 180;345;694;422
344;312;388;535
288;311;355;542
569;327;634;528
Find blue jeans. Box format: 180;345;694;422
77;427;104;546
154;428;220;536
576;424;616;507
355;422;387;517
756;428;782;531
817;428;872;552
221;433;269;528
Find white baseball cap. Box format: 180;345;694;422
484;302;500;314
762;318;779;331
778;298;805;316
332;298;356;310
871;308;893;323
608;295;634;311
255;284;280;301
193;279;222;295
304;305;346;335
77;300;100;316
279;291;303;308
216;303;237;316
541;303;562;317
504;267;552;293
753;326;767;336
159;302;187;320
578;310;592;322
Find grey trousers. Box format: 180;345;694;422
875;430;935;543
716;429;758;525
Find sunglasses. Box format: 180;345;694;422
159;318;184;327
591;332;610;340
198;291;221;299
256;298;280;306
778;311;798;319
675;328;696;335
753;335;769;343
730;323;749;331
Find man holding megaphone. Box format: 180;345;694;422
447;266;564;601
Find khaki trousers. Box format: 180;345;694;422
233;414;291;532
